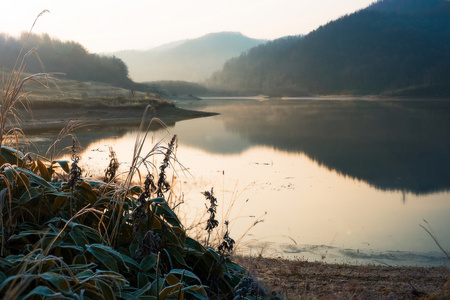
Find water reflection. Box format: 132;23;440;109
23;99;450;265
178;99;450;194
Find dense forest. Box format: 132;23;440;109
207;0;450;96
0;33;135;89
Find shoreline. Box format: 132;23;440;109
237;255;449;299
15;103;218;132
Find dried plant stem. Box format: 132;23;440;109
420;220;450;261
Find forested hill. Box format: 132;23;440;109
0;33;134;89
111;32;266;82
207;0;450;96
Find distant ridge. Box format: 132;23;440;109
110;32;267;82
207;0;450;96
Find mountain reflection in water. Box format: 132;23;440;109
177;99;450;194
26;98;450;265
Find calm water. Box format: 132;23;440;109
30;98;450;266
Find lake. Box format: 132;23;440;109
29;98;450;266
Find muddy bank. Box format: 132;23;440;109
15;103;218;133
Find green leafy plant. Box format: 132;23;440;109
0;11;265;300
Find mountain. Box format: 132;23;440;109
207;0;450;96
111;32;267;82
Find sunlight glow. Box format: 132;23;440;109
1;0;374;52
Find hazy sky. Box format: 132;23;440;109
1;0;374;53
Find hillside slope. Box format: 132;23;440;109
0;33;134;89
111;32;267;82
207;0;450;96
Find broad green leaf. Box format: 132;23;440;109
185;287;208;299
159;283;183;299
88;244;126;268
86;246;119;272
69;229;89;247
0;272;6;284
54;160;70;173
57;244;84;252
131;281;152;297
17;173;30;188
138;272;149;289
163;248;173;270
76;269;95;280
151;203;182;228
52;195;67;211
22;286;65;299
140;254;157;272
15;167;55;190
0;258;14;268
4;168;15;185
75;182;98;204
83;229;102;243
37;159;50;181
148;197;167;205
0;274;38;293
129;242;138;258
116;292;140;300
170;269;202;285
40;272;71;293
129;185;142;195
166;247;186;267
98;279;116;300
164;273;180;286
72;254;88;265
48;191;72;197
186;237;206;253
149;278;165;297
162;230;182;247
9;230;54;240
120;254;140;272
18;187;42;204
0;147;23;166
167;290;185;300
94;270;126;281
79;288;104;299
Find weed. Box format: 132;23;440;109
156;134;176;197
218;220;235;254
420;219;450;262
0;10;50;149
66;138;81;216
103;146;119;183
203;187;219;247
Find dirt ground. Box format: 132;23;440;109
236;256;450;299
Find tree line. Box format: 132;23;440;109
207;0;450;96
0;32;134;89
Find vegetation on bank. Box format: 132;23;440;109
0;135;262;299
21;74;175;109
206;0;450;97
0;20;264;299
